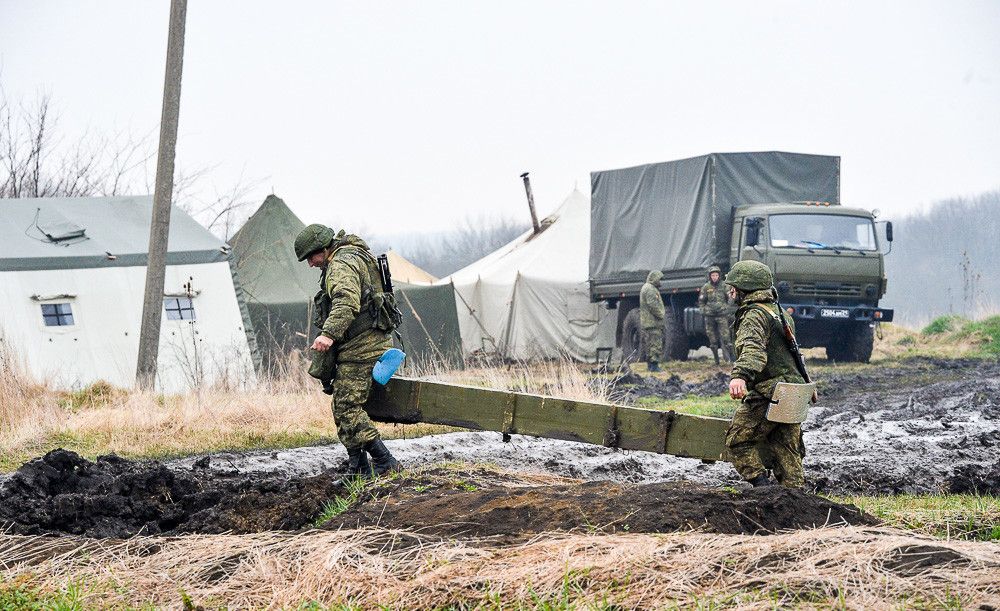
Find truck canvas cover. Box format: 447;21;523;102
590;152;840;290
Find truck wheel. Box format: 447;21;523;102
826;324;874;363
664;312;690;361
621;308;645;363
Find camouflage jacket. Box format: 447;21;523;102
316;234;392;363
639;270;666;329
698;280;731;317
731;289;805;399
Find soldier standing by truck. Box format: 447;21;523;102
639;270;666;372
698;265;735;365
295;224;402;478
724;260;807;488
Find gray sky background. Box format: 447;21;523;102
2;1;998;237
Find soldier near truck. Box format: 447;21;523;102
294;224;402;478
639;270;666;372
698;265;735;365
724;260;807;488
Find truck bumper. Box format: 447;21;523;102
784;303;894;324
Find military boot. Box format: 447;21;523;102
711;348;720;365
364;439;401;476
346;447;373;477
749;473;776;487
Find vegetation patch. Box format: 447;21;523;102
831;493;1000;541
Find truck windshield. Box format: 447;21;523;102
768;214;877;251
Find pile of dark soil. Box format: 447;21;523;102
0;452;873;540
323;467;874;540
0;449;345;538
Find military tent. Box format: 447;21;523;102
0;195;258;392
442;189;616;362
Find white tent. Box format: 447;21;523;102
0;196;257;392
441;189;616;362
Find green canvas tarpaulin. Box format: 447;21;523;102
230;195;463;372
395;281;464;369
229;195;318;372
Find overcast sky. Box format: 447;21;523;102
2;1;998;237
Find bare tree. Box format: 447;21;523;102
1;83;259;239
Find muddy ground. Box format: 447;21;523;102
0;356;996;539
0;452;871;539
160;356;1000;496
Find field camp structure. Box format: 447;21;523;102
230;194;462;371
0;195;258;392
441;189;617;363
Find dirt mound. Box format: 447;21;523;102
324;468;874;540
0;452;872;540
0;449;345;538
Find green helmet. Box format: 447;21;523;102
724;260;773;292
294;224;337;261
708;265;722;276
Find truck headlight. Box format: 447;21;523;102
865;284;877;297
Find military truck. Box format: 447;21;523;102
589;152;894;363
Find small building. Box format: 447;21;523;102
0;195;258;392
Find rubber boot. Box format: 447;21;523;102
749;473;776;487
364;438;401;476
346;447;373;477
347;448;372;477
711;348;720;366
647;361;660;373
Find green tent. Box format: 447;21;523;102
230;195;317;372
395;281;464;369
230;195;463;373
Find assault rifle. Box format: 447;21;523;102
377;254;394;294
774;300;817;403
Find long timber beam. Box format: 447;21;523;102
367;377;731;463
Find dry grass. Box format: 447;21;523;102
0;341;455;472
416;355;616;404
2;526;997;609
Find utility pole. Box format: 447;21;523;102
136;0;188;389
520;172;541;234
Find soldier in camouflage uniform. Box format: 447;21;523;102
724;260;807;488
639;270;666;372
295;224;400;477
698;265;735;365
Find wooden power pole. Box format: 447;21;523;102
136;0;188;388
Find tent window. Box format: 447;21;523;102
41;303;75;326
164;297;197;321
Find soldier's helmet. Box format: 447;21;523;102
724;260;773;292
708;265;722;277
294;224;337;261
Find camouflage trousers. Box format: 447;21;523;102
642;326;664;362
704;314;734;355
725;396;805;487
330;361;381;450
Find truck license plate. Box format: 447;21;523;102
820;308;850;319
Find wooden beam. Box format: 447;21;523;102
367;377;731;462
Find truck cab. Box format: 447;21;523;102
730;201;893;361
